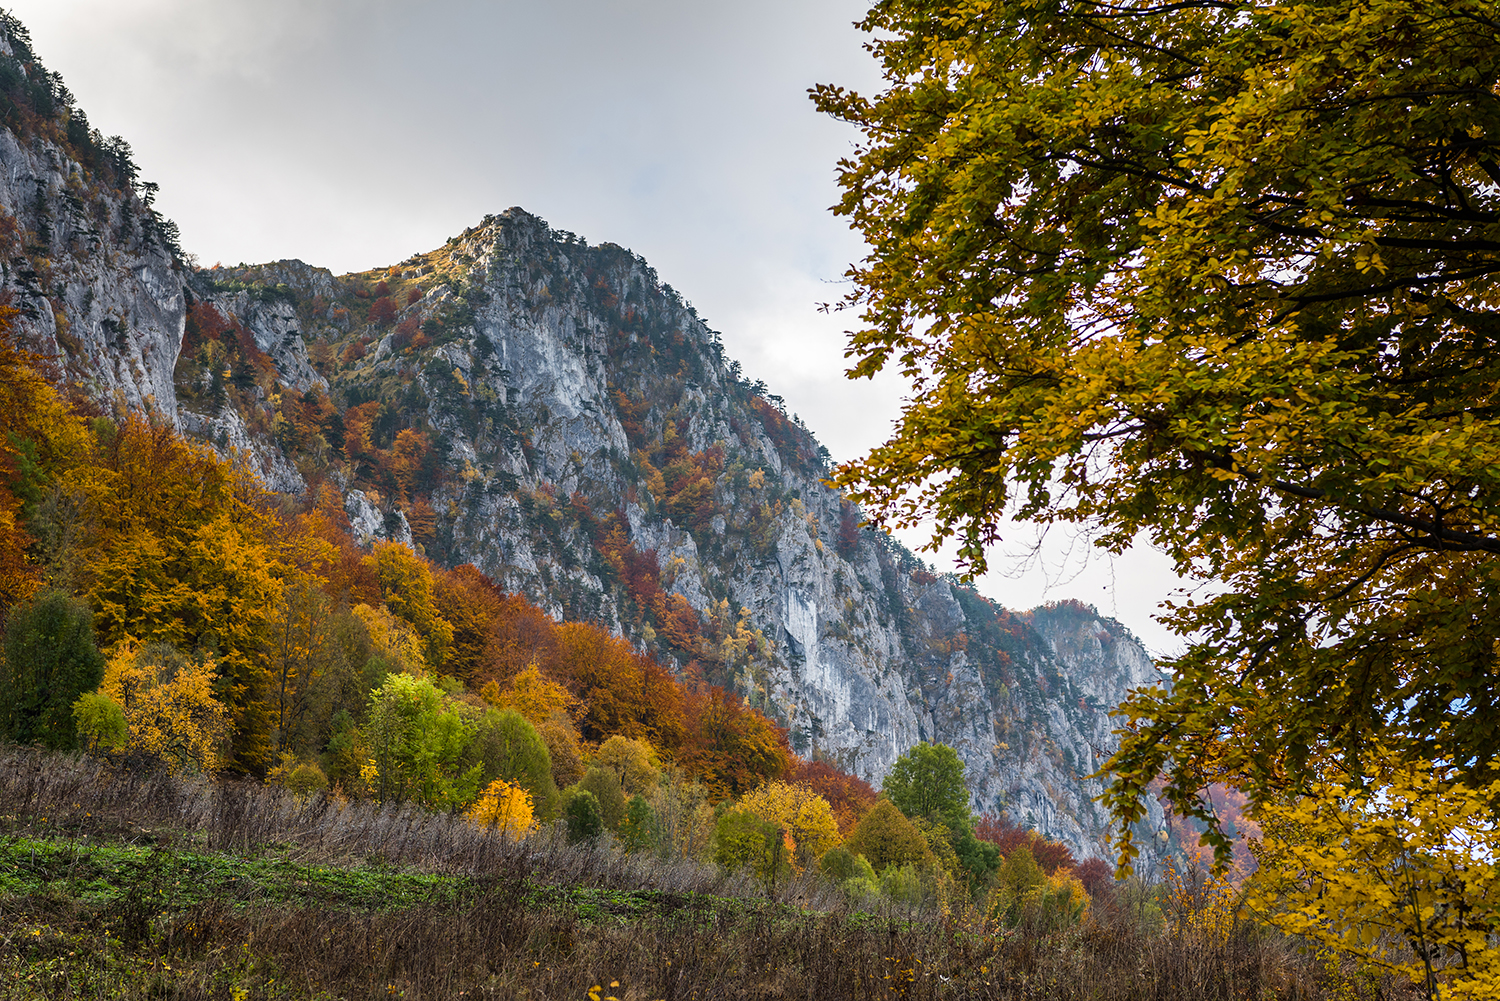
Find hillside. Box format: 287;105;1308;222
0;18;1164;857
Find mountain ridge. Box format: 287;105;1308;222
0;11;1166;858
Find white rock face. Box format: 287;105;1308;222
14;166;1169;858
0;128;185;421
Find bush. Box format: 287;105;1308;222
561;786;603;843
578;765;626;830
71;691;126;752
285;762;329;797
819;845;875;883
714;809;792;888
618;793;657;854
879;863;937;908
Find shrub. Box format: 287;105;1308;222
819;844;876;883
285;761;329;797
618;793;657;854
578;765;627;831
466;777;534;839
71;690;126;752
714;809;792;888
561;786;603;843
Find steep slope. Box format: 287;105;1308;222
0;17;1165;858
182;212;1166;857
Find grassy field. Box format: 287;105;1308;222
0;748;1411;1000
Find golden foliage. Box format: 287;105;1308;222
593;735;661;797
737;780;842;865
353;602;427;676
1246;747;1500;1000
466;777;534;839
100;641;231;772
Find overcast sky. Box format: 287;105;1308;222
6;0;1189;655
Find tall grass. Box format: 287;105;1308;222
0;746;1410;999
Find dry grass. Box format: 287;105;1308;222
0;746;1417;1000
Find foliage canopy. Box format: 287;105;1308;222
818;0;1500;877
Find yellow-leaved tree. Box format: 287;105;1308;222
737;780;842;869
99;641;231;772
466;777;534;839
1247;746;1500;1000
353;602;428;676
365;541;453;668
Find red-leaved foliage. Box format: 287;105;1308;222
1073;858;1116;902
369;296;397;326
976;813;1078;874
793;759;879;834
681;684;793;801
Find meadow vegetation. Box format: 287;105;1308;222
0;746;1398;1000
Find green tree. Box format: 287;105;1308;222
618;793;657;854
470;708;558;820
561;786;603;843
883;742;971;834
1;589;105;749
365;673;480;810
816;0;1500;878
713;809;792;889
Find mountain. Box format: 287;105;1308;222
0;17;1164;858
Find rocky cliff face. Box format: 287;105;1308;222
0;129;184;419
0;19;1165;859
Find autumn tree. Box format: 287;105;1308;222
100;642;232;772
593;735;661;797
0;313;90;609
714;809;793;888
84;414;285;774
737;780;842;867
845;799;935;874
1;589;104;749
366;541;453;668
369;295;397;327
1247;748;1500;999
680;684;792;801
577;765;627;831
793;759;878;834
433;564;504;683
817;0;1500;902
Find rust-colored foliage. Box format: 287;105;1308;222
369;296;397;326
433;564;507;685
792;759;879;834
976;813;1078;874
681;685;792;801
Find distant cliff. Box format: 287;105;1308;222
0;20;1164;858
